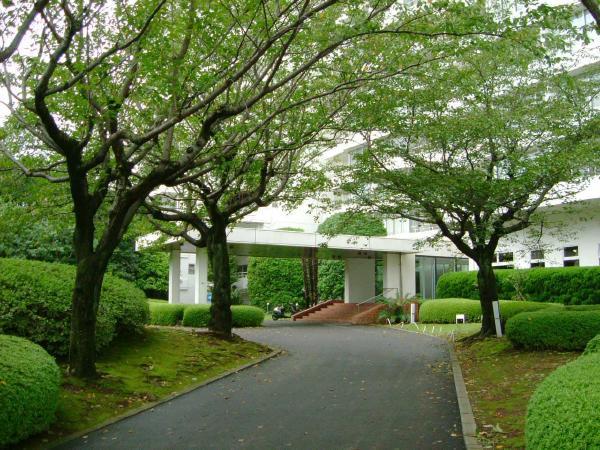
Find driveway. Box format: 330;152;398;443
58;323;464;450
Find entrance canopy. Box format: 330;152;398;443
164;227;422;306
166;228;419;260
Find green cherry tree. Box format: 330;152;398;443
341;8;600;337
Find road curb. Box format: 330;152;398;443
383;326;483;450
48;347;282;449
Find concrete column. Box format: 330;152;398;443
344;258;376;303
383;253;417;299
168;248;181;304
400;253;416;298
194;247;209;304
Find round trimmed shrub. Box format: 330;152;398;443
526;352;600;449
232;306;264;327
506;310;600;351
0;258;149;357
0;335;61;447
182;305;211;327
419;298;557;324
149;303;185;326
436;267;600;305
583;334;600;356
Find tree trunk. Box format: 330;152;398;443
207;222;233;337
476;257;500;337
69;256;105;378
302;249;319;307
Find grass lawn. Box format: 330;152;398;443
22;328;271;449
388;322;481;340
455;338;578;449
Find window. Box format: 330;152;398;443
237;265;248;277
531;250;544;260
188;264;195;275
530;261;545;268
564;246;579;258
498;252;514;263
495;265;514;270
564;260;579;267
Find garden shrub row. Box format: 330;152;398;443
149;303;264;328
506;310;600;351
0;258;149;357
436;266;600;305
418;298;557;324
526;337;600;449
0;335;61;447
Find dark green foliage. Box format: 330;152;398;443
526;352;600;449
231;306;265;327
419;298;557;324
182;306;212;327
583;334;600;355
506;310;600;351
0;258;149;357
436;267;600;305
132;251;169;299
182;305;263;328
317;211;387;237
419;298;485;323
149;303;185;326
0;335;61;447
247;257;304;310
318;260;345;300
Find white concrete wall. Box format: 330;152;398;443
467;203;600;271
344;258;376;303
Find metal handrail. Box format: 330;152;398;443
356;288;399;311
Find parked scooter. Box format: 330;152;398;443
271;305;286;320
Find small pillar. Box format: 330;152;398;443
400;254;416;298
168;248;181;304
344;258;376;303
194;247;209;304
383;253;401;299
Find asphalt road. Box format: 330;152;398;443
58;323;464;450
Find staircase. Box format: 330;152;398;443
292;300;386;325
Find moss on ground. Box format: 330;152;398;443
455;338;578;449
21;328;270;449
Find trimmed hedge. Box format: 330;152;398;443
584;334;600;355
419;298;557;324
231;306;264;327
181;305;264;328
0;258;149;357
526;352;600;449
149;303;185;326
182;305;211;327
506;310;600;351
0;335;61;447
436;266;600;305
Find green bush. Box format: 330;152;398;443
506;310;600;351
231;306;265;327
149;303;185;326
182;305;212;327
526;352;600;449
583;334;600;355
419;298;556;324
0;258;149;357
0;335;61;447
182;305;264;328
436;267;600;305
419;298;483;323
318;260;345;300
317;211;387;236
247;257;304;310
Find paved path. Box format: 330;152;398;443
59;323;464;450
